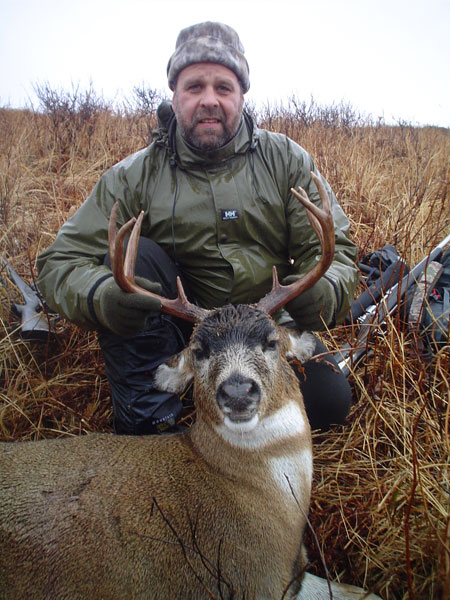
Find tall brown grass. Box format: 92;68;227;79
0;88;449;599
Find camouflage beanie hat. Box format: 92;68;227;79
167;22;250;92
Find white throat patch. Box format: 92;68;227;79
215;401;307;450
269;450;313;502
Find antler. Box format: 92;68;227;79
109;170;334;323
256;171;335;315
108;203;210;323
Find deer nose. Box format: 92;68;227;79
217;373;261;418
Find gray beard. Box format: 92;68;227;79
177;109;243;152
179;123;235;152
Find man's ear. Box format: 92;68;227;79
171;90;178;112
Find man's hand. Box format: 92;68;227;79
94;276;162;336
283;276;337;331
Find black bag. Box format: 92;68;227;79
346;244;409;325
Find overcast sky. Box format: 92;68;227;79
1;0;449;127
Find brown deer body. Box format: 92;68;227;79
0;305;315;599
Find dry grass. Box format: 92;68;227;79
0;91;449;599
307;322;449;600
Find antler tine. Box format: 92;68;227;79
108;202;210;324
123;210;143;280
292;187;324;246
256;171;335;315
108;203;137;289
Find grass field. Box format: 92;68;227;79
0;88;449;599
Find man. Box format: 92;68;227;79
37;22;359;435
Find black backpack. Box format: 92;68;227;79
347;244;449;355
346;244;410;325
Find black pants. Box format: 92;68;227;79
99;238;351;434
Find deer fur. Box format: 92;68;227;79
0;304;314;599
0;304;382;600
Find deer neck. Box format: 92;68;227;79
189;400;313;506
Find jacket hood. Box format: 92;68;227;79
154;101;258;169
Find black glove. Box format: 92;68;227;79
94;276;162;336
283;276;337;331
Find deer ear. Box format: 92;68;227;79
286;331;316;364
153;350;194;394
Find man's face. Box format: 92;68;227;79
172;62;244;152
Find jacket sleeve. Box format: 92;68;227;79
36;152;147;329
284;138;359;324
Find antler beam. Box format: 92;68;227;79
109;170;335;324
108;203;210;324
256;171;335;315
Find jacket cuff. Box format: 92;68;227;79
87;273;113;326
324;274;340;328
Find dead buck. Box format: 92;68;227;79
0;173;378;600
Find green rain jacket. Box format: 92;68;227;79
37;106;359;330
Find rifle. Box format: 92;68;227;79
0;257;55;342
336;232;450;377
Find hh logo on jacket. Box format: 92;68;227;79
222;209;239;221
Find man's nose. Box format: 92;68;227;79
200;86;219;107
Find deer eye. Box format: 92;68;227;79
192;345;209;361
263;339;278;352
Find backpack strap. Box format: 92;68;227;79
408;261;444;329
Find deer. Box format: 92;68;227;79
0;173;380;600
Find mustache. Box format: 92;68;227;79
193;109;226;125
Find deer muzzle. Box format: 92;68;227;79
216;372;261;424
